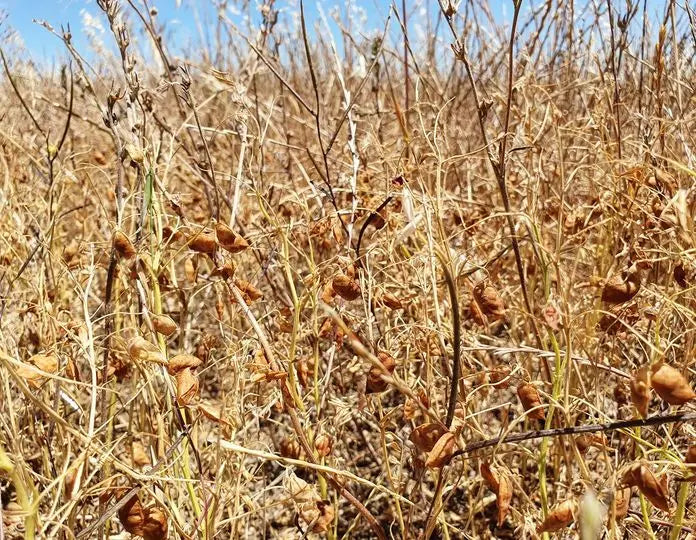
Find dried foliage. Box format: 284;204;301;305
0;0;695;538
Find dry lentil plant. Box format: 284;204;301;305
0;0;695;538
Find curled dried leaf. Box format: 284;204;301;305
481;463;513;526
332;274;361;301
198;401;231;426
537;499;575;533
517;383;545;420
621;461;670;511
650;363;696;405
425;431;457;468
630;365;651;418
234;279;264;302
410;423;448;453
152;314;177;336
175;368;199;406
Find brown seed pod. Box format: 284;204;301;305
118;494;146;536
184;257;198;284
131;442;150;467
650;363;696;405
279;438;302;460
410;423;448;453
198;402;231;426
234;279;264;302
366;351;397;393
537;499;575;533
575;434;612;454
481;463;513;526
152;314;177;336
321;283;336;304
314;434;333;457
215;221;249;253
378;290;403;310
489;367;511;389
127;337;166;365
425;431;457;468
621;461;670;511
167;354;202;376
473;282;506;321
517;383;545;420
142;506;168;540
175;368;199;406
332;274;361;301
187;229;217;254
686;445;696;464
113;230;136;259
601;265;642;304
612;487;632;521
162;225;183;243
630;365;651;418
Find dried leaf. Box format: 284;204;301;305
188;229;217;254
650;363;696;405
234;279;264;302
481;463;513;526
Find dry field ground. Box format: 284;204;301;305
0;0;695;538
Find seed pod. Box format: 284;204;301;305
650;364;696;405
575;434;612;454
612;487;632;521
162;225;183;243
366;351;397;393
601;265;642;304
279;438;302;460
113;230;136;259
152;314;177;336
630;365;651;418
184;257;197;283
378;290;403;310
128;337;166;365
332;274;361;301
142;506;168;540
425;431;457;468
410;423;448;453
517;383;545;420
188;229;216;254
131;442;150;467
473;282;506;321
321;283;336;304
118;494;146;536
537;499;576;533
175;368;199;406
686;445;696;464
481;463;513;526
198;402;231;426
215;221;249;253
489;367;511;389
621;461;670;511
234;279;264;302
314;434;333;457
167;354;202;376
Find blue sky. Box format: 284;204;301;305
0;0;671;63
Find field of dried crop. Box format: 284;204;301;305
1;0;695;538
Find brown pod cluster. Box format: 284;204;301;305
480;462;513;526
332;274;361;301
621;461;670;511
215;221;249;253
117;494;168;540
366;351;397;393
517;383;545;420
